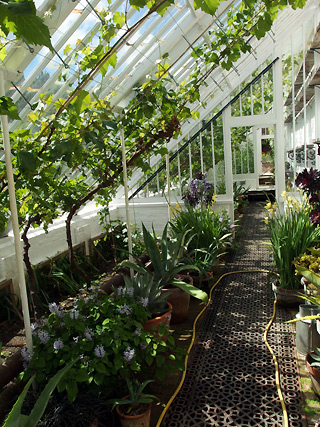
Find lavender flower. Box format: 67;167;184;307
48;302;65;318
84;327;94;341
124;347;135;362
134;328;141;336
31;323;39;336
21;346;33;362
69;310;79;320
126;287;134;297
116;287;125;296
117;304;132;315
53;339;64;350
94;345;105;358
139;297;149;307
38;330;50;344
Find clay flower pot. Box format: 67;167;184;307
306;352;320;397
272;282;305;307
116;398;152;427
142;302;172;341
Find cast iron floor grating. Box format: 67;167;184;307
162;202;307;427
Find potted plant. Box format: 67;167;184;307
264;192;320;306
20;285;184;402
121;272;173;336
108;378;157;427
121;222;208;324
306;348;320;397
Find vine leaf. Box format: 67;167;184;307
71;90;91;115
0;96;20;120
18;150;37;171
0;1;52;51
193;0;220;15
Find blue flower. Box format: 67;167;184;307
48;302;65;318
134;328;141;336
84;327;94;341
38;330;50;344
69;310;79;320
139;297;149;307
124;347;135;362
53;339;64;350
94;345;105;358
21;346;33;362
117;304;132;315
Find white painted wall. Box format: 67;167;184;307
0;197;234;297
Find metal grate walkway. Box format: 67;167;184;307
162;202;306;427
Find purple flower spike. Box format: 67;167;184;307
124;347;135;362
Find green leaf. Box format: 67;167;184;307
193;0;220;15
75;369;89;382
70;90;91;115
2;375;35;426
0;2;53;50
18;150;37;171
0;96;20;120
66;380;78;403
95;363;107;373
7;1;34;15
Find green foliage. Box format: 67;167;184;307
121;223;208;303
309;347;320;368
107;378;157;412
21;287;183;402
123;272;169;316
0;0;52;51
0;289;19;322
0;96;20;119
170;201;232;275
97;219;145;262
264;193;320;290
3;360;76;427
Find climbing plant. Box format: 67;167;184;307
0;0;308;314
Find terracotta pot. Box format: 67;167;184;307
272;282;305;307
161;284;190;324
189;270;213;285
142;302;172;341
306;353;320;397
116;399;152;427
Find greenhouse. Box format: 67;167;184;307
1;0;320;425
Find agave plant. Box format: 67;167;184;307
121;222;208;303
308;347;320;368
122;272;169;316
107;378;157;414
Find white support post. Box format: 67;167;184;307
0;70;33;350
315;86;320;170
120;128;133;277
211;122;217;194
166;146;171;221
199;133;204;173
273;53;286;210
253;127;261;189
222;102;234;224
188;137;192;179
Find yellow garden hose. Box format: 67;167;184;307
155;269;289;427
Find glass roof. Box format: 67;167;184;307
1;0;318;138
